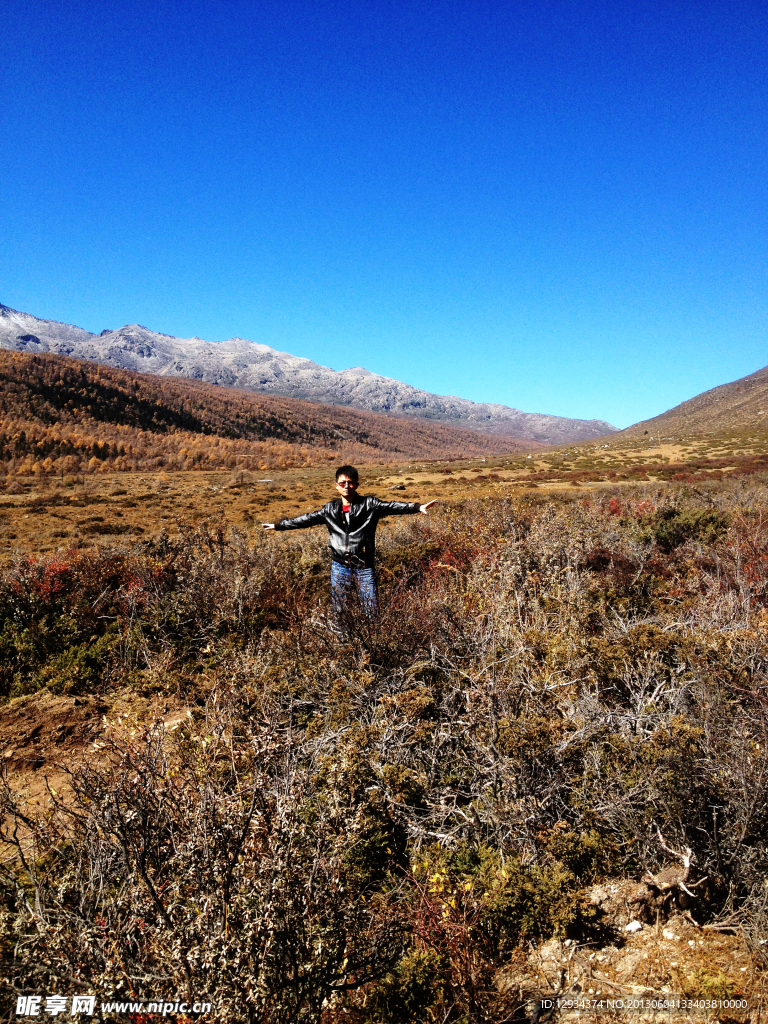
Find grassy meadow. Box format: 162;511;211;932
4;424;768;560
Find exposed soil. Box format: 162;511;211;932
499;916;765;1021
1;693;108;808
0;690;191;814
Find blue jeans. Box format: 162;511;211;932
331;562;379;619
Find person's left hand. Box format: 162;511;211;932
419;500;437;514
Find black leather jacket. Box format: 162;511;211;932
274;495;421;568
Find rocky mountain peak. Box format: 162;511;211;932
0;302;617;444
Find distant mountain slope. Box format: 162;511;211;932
0;303;616;445
622;364;768;437
0;350;534;477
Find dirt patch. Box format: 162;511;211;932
1;692;112;813
1;692;106;767
495;911;765;1021
1;690;192;815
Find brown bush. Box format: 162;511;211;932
2;481;768;1019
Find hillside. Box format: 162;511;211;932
0;349;532;479
622;363;768;437
0;302;616;444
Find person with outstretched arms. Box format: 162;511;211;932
263;464;436;618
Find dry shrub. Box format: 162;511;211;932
1;686;406;1023
2;481;768;1019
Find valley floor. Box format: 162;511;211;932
4;426;768;561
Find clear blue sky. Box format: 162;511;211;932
2;0;766;428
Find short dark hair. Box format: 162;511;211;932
335;464;359;484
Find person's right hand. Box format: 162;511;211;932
262;523;275;530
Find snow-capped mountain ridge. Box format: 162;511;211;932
0;303;616;444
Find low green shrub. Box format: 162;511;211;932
640;505;730;551
476;851;596;951
364;948;444;1022
32;626;121;695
